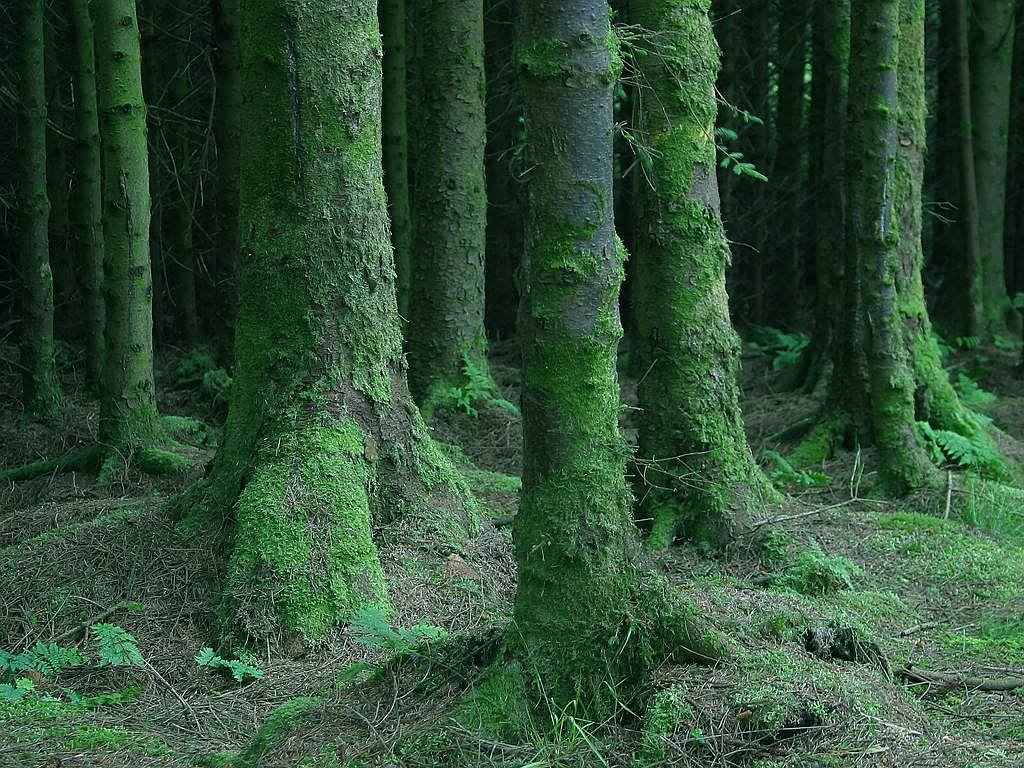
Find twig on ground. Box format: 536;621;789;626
900;664;1024;692
47;601;129;644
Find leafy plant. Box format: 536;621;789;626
716;128;768;182
349;607;447;654
92;624;145;668
775;546;861;596
915;421;1006;478
194;648;264;683
954;373;997;411
763;450;829;490
423;352;519;418
1;642;86;677
0;677;36;703
746;326;809;371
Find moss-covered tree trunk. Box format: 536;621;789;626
210;0;241;352
630;0;775;550
94;0;163;455
380;0;413;321
69;0;105;393
407;0;492;409
17;0;62;421
179;0;475;648
970;0;1018;336
768;0;809;328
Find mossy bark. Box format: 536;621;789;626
407;0;491;408
631;0;776;550
69;0;105;394
17;0;63;422
511;0;726;715
94;0;162;453
969;0;1018;336
380;0;413;321
178;0;475;647
211;0;241;352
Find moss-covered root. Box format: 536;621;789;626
787;410;850;469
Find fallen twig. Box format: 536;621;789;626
899;664;1024;692
47;601;129;645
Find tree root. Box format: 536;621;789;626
0;442;193;485
900;664;1024;692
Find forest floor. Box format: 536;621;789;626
1;335;1023;768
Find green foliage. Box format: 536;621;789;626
0;677;36;703
349;607;447;654
763;450;829;490
715;128;768;182
914;421;1005;477
774;546;861;596
92;624;145;668
423;352;518;418
746;326;809;371
194;648;264;683
954;373;997;410
959;479;1024;541
1;642;86;677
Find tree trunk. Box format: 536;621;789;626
165;1;199;346
17;0;62;421
407;0;491;411
954;0;985;335
69;0;105;393
483;0;523;340
631;0;776;550
94;0;161;453
970;0;1018;336
768;0;809;328
211;0;241;354
179;0;475;647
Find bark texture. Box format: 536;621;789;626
179;0;475;646
17;0;62;421
408;0;491;409
631;0;775;550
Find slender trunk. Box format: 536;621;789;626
954;0;985;335
44;2;77;335
768;0;809;328
69;0;105;392
211;0;241;354
632;0;775;550
94;0;161;450
179;0;475;647
483;0;523;340
408;0;491;410
970;0;1018;336
17;0;62;421
165;1;199;345
380;0;413;322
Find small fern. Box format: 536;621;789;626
349;607;447;654
954;373;997;411
746;326;809;371
763;450;829;490
423;352;519;418
914;421;1006;478
1;642;86;677
195;648;264;682
0;677;35;703
92;624;145;667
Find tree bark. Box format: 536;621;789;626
380;0;413;321
17;0;62;421
69;0;106;393
178;0;475;647
970;0;1018;336
631;0;776;549
94;0;161;452
407;0;492;411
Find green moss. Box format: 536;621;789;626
773;546;862;596
635;684;695;766
789;413;849;468
234;697;321;767
450;664;531;741
225;420;391;643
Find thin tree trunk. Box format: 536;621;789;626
94;0;161;454
408;0;491;411
970;0;1018;336
69;0;105;393
632;0;776;550
211;0;241;354
17;0;62;421
380;0;413;322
